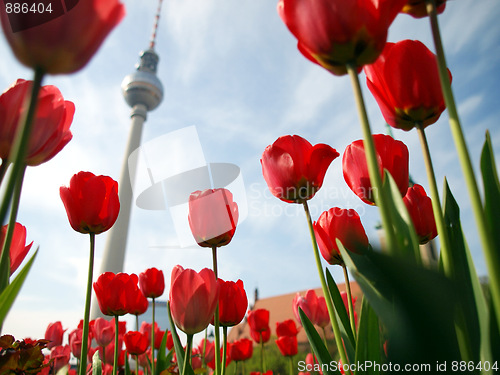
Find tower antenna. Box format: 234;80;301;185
149;0;164;50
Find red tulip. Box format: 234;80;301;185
261;135;339;203
68;328;89;359
250;372;273;375
315;296;329;328
207;345;232;370
93;272;138;316
343;134;409;205
293;290;318;326
403;184;438;244
188;188;239;248
217;279;248;327
0;0;125;74
49;345;71;373
127;285;148;316
0;222;33;275
276;319;299;337
364;40;451;131
277;0;406;76
60;171;120;234
139;267;165;299
247;308;270;333
93;318;114;348
44;321;65;349
169;266;219;335
314;207;369;265
196;339;215;366
250;326;271;344
0;79;73;165
124;331;149;356
401;0;446;18
229;338;253;362
166;331;173;351
276;335;298;357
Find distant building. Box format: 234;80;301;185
227;283;362;347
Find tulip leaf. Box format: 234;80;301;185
354;298;380;375
124;351;131;375
442;180;484;363
480;130;500;255
155;329;172;375
338;244;462;363
92;350;102;375
325;267;356;361
166;301;195;375
381;170;420;261
298;307;341;375
0;248;38;327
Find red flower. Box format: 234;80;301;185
229;338;253;362
277;0;406;76
60;171;120;234
68;328;89;359
343;134;409;205
364;40;451;131
196;339;215;366
315;296;329;328
44;321;65;349
293;290;318;326
341;291;358;327
314;207;369;265
169;266;219;335
127;285;148;316
188;188;239;248
0;0;125;74
217;279;248;327
93;272;138;316
275;336;298;357
250;326;271;344
166;331;173;351
261;135;339;203
124;331;149;356
247;309;270;333
250;372;273;375
0;79;73;165
0;222;33;275
276;319;299;337
403;184;438;244
401;0;446;18
50;345;71;373
139;267;165;299
92;318;114;348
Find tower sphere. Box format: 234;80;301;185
122;49;163;111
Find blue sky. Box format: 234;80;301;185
1;0;499;341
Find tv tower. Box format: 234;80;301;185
92;0;164;318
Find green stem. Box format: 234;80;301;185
289;356;294;375
260;339;266;373
342;264;356;339
113;316;120;375
303;201;350;367
416;124;453;274
346;63;397;253
135;354;139;375
101;345;106;365
0;67;44;241
234;361;238;375
221;326;228;375
0;160;8;185
0;165;26;297
212;246;221;375
321;327;328;350
79;233;96;375
426;0;500;327
182;334;193;375
151;298;156;375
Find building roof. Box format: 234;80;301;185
227;282;362;345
